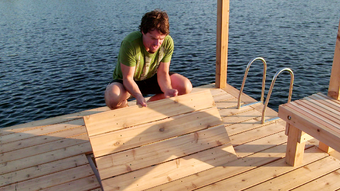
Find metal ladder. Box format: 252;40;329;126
237;57;267;109
237;57;294;124
261;68;294;124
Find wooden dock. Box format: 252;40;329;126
1;83;340;191
1;0;340;189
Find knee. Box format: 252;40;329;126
104;83;129;109
177;78;192;95
104;90;119;109
171;74;192;95
105;95;121;110
183;79;193;94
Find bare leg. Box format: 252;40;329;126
149;73;192;102
104;82;131;109
170;73;192;95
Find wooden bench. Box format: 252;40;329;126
278;93;340;166
83;90;237;191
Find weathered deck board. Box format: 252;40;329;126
97;124;230;179
0;154;89;186
292;168;340;191
1;164;94;190
0;142;91;175
146;133;288;191
90;107;222;158
197;147;329;191
0;107;107;136
85;90;237;191
0;125;86;153
1;133;88;163
84;90;216;137
245;155;340;191
102;144;236;191
0;119;84;144
43;175;101;191
1;84;340;191
146;119;318;191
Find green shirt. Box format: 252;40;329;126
113;31;174;81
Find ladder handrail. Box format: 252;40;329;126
237;57;267;109
261;68;294;124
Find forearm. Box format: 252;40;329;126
123;78;143;100
157;71;172;93
157;71;178;98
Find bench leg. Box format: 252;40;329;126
285;125;306;166
319;141;334;153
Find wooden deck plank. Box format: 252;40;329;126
1;133;88;163
197;147;329;191
292;168;340;191
223;84;257;106
101;144;237;191
309;94;340;114
316;92;340;105
42;175;101;191
0;107;108;136
297;98;340;126
219;103;263;118
216;98;239;110
228;120;285;146
1;164;94;190
245;156;340;191
234;131;286;158
0;154;89;187
205;87;230;96
226;118;262;136
89;188;103;191
146;134;319;191
145;135;288;191
213;91;236;102
221;109;262;126
90;107;222;158
311;93;340;112
220;104;260;118
0;119;84;144
84;90;216;137
0;141;91;175
226;116;283;137
285;102;340;134
291;101;340;131
0;126;87;154
97;124;230;179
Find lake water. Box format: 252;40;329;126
1;0;340;128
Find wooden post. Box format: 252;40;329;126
318;19;340;153
285;125;306;166
328;19;340;100
216;0;230;89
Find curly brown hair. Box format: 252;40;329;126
139;9;170;35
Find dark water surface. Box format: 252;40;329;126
1;0;340;128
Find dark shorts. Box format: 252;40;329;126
110;72;175;95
